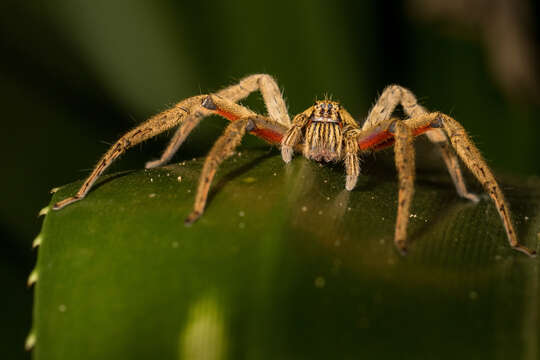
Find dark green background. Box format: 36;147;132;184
1;1;539;358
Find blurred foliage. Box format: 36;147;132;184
34;150;539;359
0;0;539;358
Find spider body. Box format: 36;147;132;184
303;100;344;162
53;74;536;256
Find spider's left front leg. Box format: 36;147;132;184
184;114;285;225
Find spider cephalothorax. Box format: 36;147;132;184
304;100;344;162
53;74;536;256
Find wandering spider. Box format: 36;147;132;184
53;74;536;256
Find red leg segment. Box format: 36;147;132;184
358;122;436;152
203;95;286;145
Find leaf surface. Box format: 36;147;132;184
33;149;540;359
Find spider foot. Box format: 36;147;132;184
281;146;293;163
512;244;537;257
184;211;202;227
395;239;408;256
145;159;163;169
345;174;358;191
462;192;480;203
52;195;82;210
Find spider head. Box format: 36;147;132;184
311;100;342;124
303;100;344;162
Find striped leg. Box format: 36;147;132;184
184;115;287;225
146;74;290;168
392;121;416;254
364;85;478;202
53;95;206;210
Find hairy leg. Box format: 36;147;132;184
391;121;416;254
436;141;480;202
364;85;478;201
435;113;536;256
203;95;287;143
145;109;211;169
184;114;285;225
218;74;291;127
147;74;291;168
184;119;250;225
399;112;535;256
53;95;206;210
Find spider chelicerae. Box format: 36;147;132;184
53;74;536;256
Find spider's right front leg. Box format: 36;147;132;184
53;95;206;210
184;114;284;225
365;85;479;202
403;112;536;256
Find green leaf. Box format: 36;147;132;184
32;149;539;359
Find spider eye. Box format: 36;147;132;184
327;103;333;111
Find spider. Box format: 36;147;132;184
53;74;536;256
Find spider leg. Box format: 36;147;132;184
401;112;536;257
435;113;536;256
216;74;291;127
146;74;290;168
436;140;480;202
145;109;211;169
202;95;288;144
184;115;285;225
364;85;479;202
53;95;206;210
391;121;415;254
